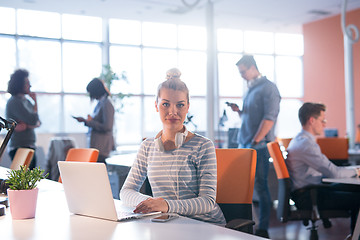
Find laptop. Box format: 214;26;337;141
58;161;161;221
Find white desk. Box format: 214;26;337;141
322;177;360;185
0;167;265;240
322;177;360;240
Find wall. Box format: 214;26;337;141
303;8;360;137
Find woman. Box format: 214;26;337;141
73;78;115;163
120;68;226;225
6;69;41;170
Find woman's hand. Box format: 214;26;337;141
28;92;37;102
73;116;86;122
133;198;169;214
28;92;38;112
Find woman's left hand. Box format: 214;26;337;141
133;197;169;214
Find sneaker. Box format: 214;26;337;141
255;229;269;238
344;234;352;240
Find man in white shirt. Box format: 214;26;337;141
286;102;360;237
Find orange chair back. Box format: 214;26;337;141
216;148;256;204
267;142;289;179
316;137;348;160
65;148;99;162
278;138;292;150
58;148;99;182
10;148;35;170
355;124;360;143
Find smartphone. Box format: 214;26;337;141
151;214;179;222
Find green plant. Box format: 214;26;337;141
100;64;127;93
99;64;131;112
6;166;48;190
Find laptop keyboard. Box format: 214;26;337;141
117;211;140;219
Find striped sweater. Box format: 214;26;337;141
120;134;226;225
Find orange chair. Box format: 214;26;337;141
10;148;35;170
278;138;292;150
267;142;350;240
58;148;99;183
216;148;257;233
355;124;360;144
316;137;349;166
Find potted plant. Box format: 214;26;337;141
6;166;48;219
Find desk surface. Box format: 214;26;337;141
322;177;360;185
0;167;264;240
106;153;137;167
322;176;360;240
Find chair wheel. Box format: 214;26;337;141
322;218;332;228
302;220;309;226
310;229;318;240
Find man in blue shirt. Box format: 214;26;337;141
228;55;281;238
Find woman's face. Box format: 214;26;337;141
23;77;31;94
155;88;189;132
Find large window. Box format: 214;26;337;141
0;7;304;147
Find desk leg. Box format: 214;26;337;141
353;209;360;240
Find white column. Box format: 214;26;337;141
341;0;359;149
206;0;219;143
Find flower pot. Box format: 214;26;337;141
7;188;39;219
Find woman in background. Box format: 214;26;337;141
120;68;225;225
6;69;41;170
73;78;115;163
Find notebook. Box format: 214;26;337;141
58;161;161;221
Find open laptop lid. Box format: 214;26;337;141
58;161;119;221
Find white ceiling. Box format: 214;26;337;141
1;0;360;33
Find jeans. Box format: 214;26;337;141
240;141;272;230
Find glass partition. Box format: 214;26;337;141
0;7;304;143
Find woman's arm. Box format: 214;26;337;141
85;98;114;132
8;97;40;126
120;143;151;207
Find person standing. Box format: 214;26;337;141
228;55;281;238
6;69;41;170
73;78;115;163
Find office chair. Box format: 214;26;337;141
45;137;76;181
267;141;350;240
10;148;35;170
58;148;99;183
316;137;349;166
355;124;360;144
216;148;256;233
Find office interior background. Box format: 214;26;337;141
0;0;359;154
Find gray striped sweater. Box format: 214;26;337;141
120;134;226;225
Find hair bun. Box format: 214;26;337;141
166;68;181;80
